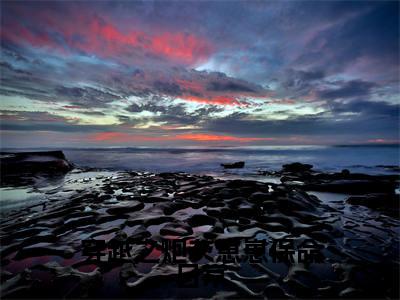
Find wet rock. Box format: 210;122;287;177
126;215;174;227
125;262;194;289
262;222;288;232
264;283;290;298
308;231;335;243
284;278;313;298
120;262;142;280
341;169;351;176
237;202;256;217
215;227;266;241
282;162;313;173
1;169;398;299
98;194;112;201
187;214;216;227
2;227;47;243
269;161;399;197
248;192;273;203
346;193;399;213
225;196;248;207
55;215;96;233
1;269;36;298
221;161;245;169
39;262;102;298
257;215;294;230
162;202;189;215
127;226;152;242
286;264;320;288
1;151;73;186
15;243;75;259
89;227;120;239
339;287;365;298
215;188;237;199
0;270;14;282
106;201;145;215
160;222;193;236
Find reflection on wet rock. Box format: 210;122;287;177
0;168;399;298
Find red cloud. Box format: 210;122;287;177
174;79;244;105
176;134;275;142
182;95;242;106
151;32;212;65
2;6;271;107
150;74;270;106
175;79;204;93
89;132;275;143
91;132;130;142
2;6;271;106
74;16;212;65
2;8;212;66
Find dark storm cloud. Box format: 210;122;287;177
318;80;377;100
54;86;123;107
206;81;257;93
0;111;113;132
126;104;142;113
1;43;270;108
126;102;175;114
152;81;182;96
205;99;399;139
205;112;398;138
295;70;325;82
0;122;111;132
294;2;399;76
278;68;326;98
329;99;399;118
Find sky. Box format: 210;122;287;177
0;0;399;147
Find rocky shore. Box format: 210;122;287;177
261;162;400;217
0;151;73;186
0;152;399;299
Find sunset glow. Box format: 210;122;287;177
89;132;276;143
1;1;398;147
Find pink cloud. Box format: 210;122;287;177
2;8;213;66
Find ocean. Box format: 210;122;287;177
62;144;399;174
7;144;398;177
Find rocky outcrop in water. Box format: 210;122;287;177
0;151;73;186
259;162;399;215
221;161;245;169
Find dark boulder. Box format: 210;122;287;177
282;162;313;173
1;151;73;175
220;161;245;169
1;151;73;186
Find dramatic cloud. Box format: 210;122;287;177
2;4;213;66
317;80;377;100
1;1;398;147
